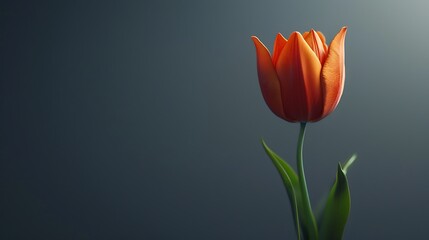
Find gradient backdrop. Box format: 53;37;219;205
2;0;429;239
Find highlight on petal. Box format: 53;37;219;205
319;27;347;120
275;32;323;121
304;29;328;64
272;33;288;67
251;36;286;119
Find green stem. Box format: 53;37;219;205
297;122;318;239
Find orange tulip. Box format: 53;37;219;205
252;27;347;122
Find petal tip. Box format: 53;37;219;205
309;29;318;37
338;27;348;39
251;36;262;47
275;33;288;43
288;31;301;40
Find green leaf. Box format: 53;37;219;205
261;140;301;240
316;153;357;217
342;154;357;175
318;163;351;240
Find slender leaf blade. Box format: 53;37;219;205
316;153;357;218
318;163;351;240
262;140;301;240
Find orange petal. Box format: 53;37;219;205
319;27;347;120
317;31;329;52
272;33;287;66
275;32;323;122
304;29;328;64
251;36;286;119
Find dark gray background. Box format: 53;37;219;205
1;0;428;239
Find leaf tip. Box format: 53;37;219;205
343;153;357;175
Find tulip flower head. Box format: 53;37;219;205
252;27;347;122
